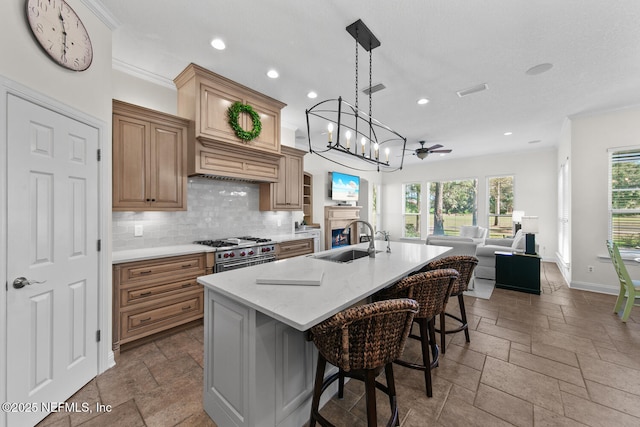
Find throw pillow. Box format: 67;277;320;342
474;226;486;239
460;226;478;238
511;230;525;250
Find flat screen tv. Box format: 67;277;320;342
330;171;360;202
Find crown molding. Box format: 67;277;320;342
80;0;120;30
112;59;176;90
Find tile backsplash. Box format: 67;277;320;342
112;177;294;251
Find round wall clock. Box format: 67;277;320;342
26;0;93;71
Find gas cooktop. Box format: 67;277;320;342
194;236;272;249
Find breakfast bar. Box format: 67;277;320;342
197;241;450;427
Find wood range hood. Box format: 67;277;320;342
174;63;287;183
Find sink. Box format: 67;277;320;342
313;249;381;263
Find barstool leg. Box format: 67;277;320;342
384;363;399;426
364;369;378;427
439;311;446;354
338;371;345;399
418;318;433;397
458;294;470;343
309;355;327;427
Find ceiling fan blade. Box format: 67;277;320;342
430;149;452;153
427;144;443;150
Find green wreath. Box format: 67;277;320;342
227;102;262;141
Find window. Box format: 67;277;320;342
609;148;640;252
403;183;421;238
558;159;570;264
428;179;478;235
487;176;514;238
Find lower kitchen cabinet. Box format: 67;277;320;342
275;238;314;260
112;252;213;353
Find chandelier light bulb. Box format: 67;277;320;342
361;137;366;155
385;147;390;162
374;143;379;159
345;130;352;150
327;123;333;142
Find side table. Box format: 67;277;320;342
495;251;541;295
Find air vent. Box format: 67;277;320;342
456;83;488;98
363;83;386;95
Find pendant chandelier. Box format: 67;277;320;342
305;19;407;173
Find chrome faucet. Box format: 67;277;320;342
377;230;391;253
342;220;376;258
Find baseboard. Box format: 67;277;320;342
569;280;618;295
107;350;116;369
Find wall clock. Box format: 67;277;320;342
26;0;93;71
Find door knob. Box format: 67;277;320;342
12;277;46;289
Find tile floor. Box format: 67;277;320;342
38;262;640;427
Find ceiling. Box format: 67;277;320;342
101;0;640;166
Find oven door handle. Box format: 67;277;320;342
217;260;252;269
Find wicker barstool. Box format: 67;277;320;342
309;299;419;427
420;255;478;354
374;269;459;397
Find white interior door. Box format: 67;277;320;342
5;94;99;426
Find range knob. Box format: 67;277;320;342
223;253;229;258
229;252;235;258
248;250;254;255
240;251;246;257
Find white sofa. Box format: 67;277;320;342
425;226;487;259
475;230;528;280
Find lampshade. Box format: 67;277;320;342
512;210;525;223
521;216;539;233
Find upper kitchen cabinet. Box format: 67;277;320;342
174;63;286;154
112;100;188;211
259;146;305;211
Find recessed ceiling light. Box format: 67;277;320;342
267;69;279;79
456;83;488;98
526;63;553;76
417;98;429;105
307;91;318;99
504;132;513;136
528;139;541;144
210;38;225;50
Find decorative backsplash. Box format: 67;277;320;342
112;177;294;251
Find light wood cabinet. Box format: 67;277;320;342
275;238;314;260
112;100;188;211
259;146;305;211
303;172;313;224
112;253;213;353
174;63;285;154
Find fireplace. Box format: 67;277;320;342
331;228;351;248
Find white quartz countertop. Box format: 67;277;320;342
112;244;215;264
198;241;451;331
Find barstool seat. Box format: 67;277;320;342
308;299;419;427
420;256;478;354
374;269;459;397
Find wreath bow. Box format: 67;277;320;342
228;102;262;141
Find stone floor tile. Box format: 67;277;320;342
531;342;579;367
116;341;167;370
509;348;584;387
450;330;511;361
533;405;589;426
474;383;533;427
464;304;499;321
95;360;159;408
437;395;514;427
561;391;640;427
441;342;486;371
147;354;202;385
531;328;599;357
154;330;200;360
577;353;640;395
448;383;475;405
433;358;481;392
585;380;640;418
595;345;640;370
310;399;366;427
558;381;589;399
480;357;563;414
477;320;531;346
175;410;218;427
75;399;144;427
548;318;613;346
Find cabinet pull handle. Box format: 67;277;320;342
140;291;152;296
139;270;152;275
182;282;193;288
182;305;192;311
140;317;151;322
181;264;193;268
151;199;156;202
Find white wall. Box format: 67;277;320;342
569;105;640;293
381;149;558;260
112;69;178;114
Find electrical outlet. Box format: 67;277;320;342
134;224;143;237
587;265;594;273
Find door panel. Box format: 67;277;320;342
6;94;99;426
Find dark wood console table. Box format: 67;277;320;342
495;251;541;295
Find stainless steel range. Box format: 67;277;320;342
194;237;276;273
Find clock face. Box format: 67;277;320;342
26;0;93;71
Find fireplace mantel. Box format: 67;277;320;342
324;205;362;249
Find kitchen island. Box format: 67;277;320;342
198;241;450;427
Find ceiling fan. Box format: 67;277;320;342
408;141;452;159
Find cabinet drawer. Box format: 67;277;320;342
121;277;201;307
118;254;206;284
120;291;203;343
276;238;313;260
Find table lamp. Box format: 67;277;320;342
521;216;539;255
512;210;525;234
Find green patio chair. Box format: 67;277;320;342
606;240;640;322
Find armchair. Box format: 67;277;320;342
425;226;487;260
475;230;528;280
